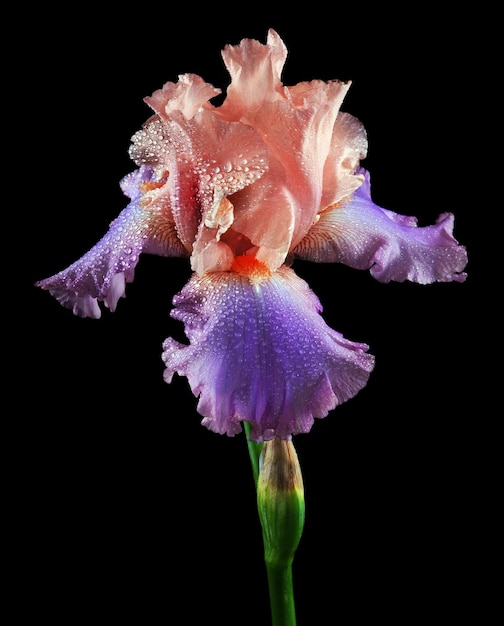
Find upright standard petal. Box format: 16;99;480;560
293;168;468;284
218;30;367;271
130;75;270;274
36;166;187;318
219;28;288;119
162;262;374;442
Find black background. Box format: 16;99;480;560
15;5;495;624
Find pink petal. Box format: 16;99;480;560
320;112;368;210
130;90;269;272
144;73;222;120
218;30;366;268
219;28;288;119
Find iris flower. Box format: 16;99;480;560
36;29;467;443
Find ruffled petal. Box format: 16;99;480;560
293;168;468;284
162;265;374;442
130;95;269;273
218;31;366;268
144;73;222;120
219;28;288;119
36;166;187;318
320;112;368;210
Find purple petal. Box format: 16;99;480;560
293;168;468;284
36;166;187;318
162;266;374;442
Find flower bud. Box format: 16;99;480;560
257;438;305;567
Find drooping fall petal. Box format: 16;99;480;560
162;263;374;442
36;166;187;318
293;168;468;284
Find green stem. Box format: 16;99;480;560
243;425;301;626
243;421;263;486
265;560;297;626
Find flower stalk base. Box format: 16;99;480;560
245;423;305;626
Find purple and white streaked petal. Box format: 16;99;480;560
162;266;374;442
293;168;468;284
36;166;186;318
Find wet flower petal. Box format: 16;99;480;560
36;166;187;318
130;91;269;273
219;30;367;270
162;264;374;442
293;168;468;284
